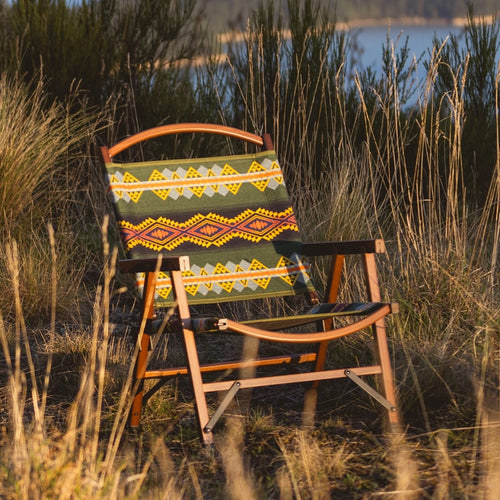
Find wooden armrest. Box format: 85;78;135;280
118;255;190;274
300;239;386;256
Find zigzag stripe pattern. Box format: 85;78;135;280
134;254;312;300
107;158;283;203
120;207;299;252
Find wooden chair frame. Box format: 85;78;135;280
101;123;400;444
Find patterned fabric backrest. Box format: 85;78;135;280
104;150;316;306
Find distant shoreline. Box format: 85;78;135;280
218;15;495;43
335;15;495;30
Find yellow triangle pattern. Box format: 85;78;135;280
248;161;269;191
235;264;248;288
221;163;242;194
185;166;206;198
272;160;283;184
109;157;286;202
136;254;311;303
276;256;299;286
249;258;272;289
109;174;123;199
171;171;184;197
149;169;171;200
123;172;142;203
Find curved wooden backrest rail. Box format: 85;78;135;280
107;123;265;159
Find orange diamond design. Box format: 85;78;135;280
190;219;230;244
239;213;278;238
140;223;181;247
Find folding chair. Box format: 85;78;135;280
101;123;400;444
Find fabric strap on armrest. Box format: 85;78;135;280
118;256;190;274
300;239;385;256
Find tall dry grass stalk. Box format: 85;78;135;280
222;12;500;496
0;221;192;498
0;77;87;234
0;7;499;497
0;74;98;322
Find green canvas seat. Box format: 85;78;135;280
101;123;400;444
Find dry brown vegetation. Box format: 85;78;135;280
0;1;499;498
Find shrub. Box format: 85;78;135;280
0;75;93;321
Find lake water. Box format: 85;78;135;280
210;21;499;107
220;23;470;83
351;24;465;77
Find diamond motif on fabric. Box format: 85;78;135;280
149;169;171;200
119;208;299;252
239;213;279;239
134;255;312;304
249;259;272;289
221;163;242;194
276;255;299;286
107;155;286;203
248;161;270;191
185;166;206;198
188;217;231;246
123;172;142;202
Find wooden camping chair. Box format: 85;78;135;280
101;123;400;444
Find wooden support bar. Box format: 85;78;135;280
142;352;318;379
202;365;383;393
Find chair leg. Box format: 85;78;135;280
130;331;151;427
129;271;157;428
303;254;344;426
302;340;329;427
171;269;213;444
183;328;213;444
362;253;400;431
372;318;400;431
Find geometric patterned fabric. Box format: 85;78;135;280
105;150;315;306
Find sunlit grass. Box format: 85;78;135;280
0;14;499;499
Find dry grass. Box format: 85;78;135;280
0;23;499;500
